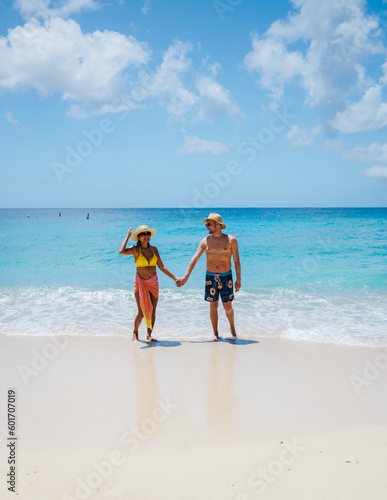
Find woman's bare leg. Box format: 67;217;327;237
147;293;158;341
133;291;143;340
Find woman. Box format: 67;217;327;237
119;224;177;341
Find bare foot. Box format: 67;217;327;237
132;332;139;341
231;329;237;338
146;330;157;342
213;331;219;341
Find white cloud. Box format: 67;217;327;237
287;124;322;147
0;17;150;111
135;41;240;121
205;61;222;78
65;104;89;119
14;0;100;20
95;99;140;116
142;0;151;15
5;111;21;126
177;135;229;155
360;165;387;179
242;0;383;112
195;75;240;121
142;41;198;118
342;141;387;164
333;140;387;180
380;59;387;86
331;85;387;133
0;20;240;121
244;36;306;106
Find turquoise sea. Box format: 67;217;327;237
0;208;386;345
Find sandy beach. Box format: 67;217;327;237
1;333;387;500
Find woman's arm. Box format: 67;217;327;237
119;227;135;255
154;248;177;281
176;238;206;286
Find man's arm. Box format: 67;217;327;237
176;238;206;287
231;236;241;292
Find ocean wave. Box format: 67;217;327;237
0;285;386;347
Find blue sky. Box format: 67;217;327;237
1;0;387;208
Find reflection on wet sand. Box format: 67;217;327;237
132;342;159;421
204;341;241;440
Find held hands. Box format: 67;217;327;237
171;275;181;287
175;275;188;288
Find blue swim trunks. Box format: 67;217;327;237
205;270;234;303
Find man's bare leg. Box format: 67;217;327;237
210;302;219;340
223;301;237;337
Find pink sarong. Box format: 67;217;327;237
134;273;159;329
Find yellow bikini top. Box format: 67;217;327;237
135;247;158;267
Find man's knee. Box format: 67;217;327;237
222;301;233;311
210;301;219;310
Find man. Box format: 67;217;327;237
176;213;241;340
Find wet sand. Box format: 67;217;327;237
1;334;386;500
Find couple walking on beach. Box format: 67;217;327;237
119;213;241;342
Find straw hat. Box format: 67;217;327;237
131;224;157;242
202;213;226;229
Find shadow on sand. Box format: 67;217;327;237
139;338;259;349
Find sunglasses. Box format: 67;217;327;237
138;232;151;237
205;222;212;227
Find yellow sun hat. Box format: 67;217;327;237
131;224;157;242
201;213;226;229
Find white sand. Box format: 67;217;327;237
1;334;386;500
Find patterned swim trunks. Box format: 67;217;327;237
205;270;234;303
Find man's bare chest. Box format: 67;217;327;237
206;237;231;256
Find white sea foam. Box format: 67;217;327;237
0;286;386;346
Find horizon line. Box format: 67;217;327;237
0;206;386;210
